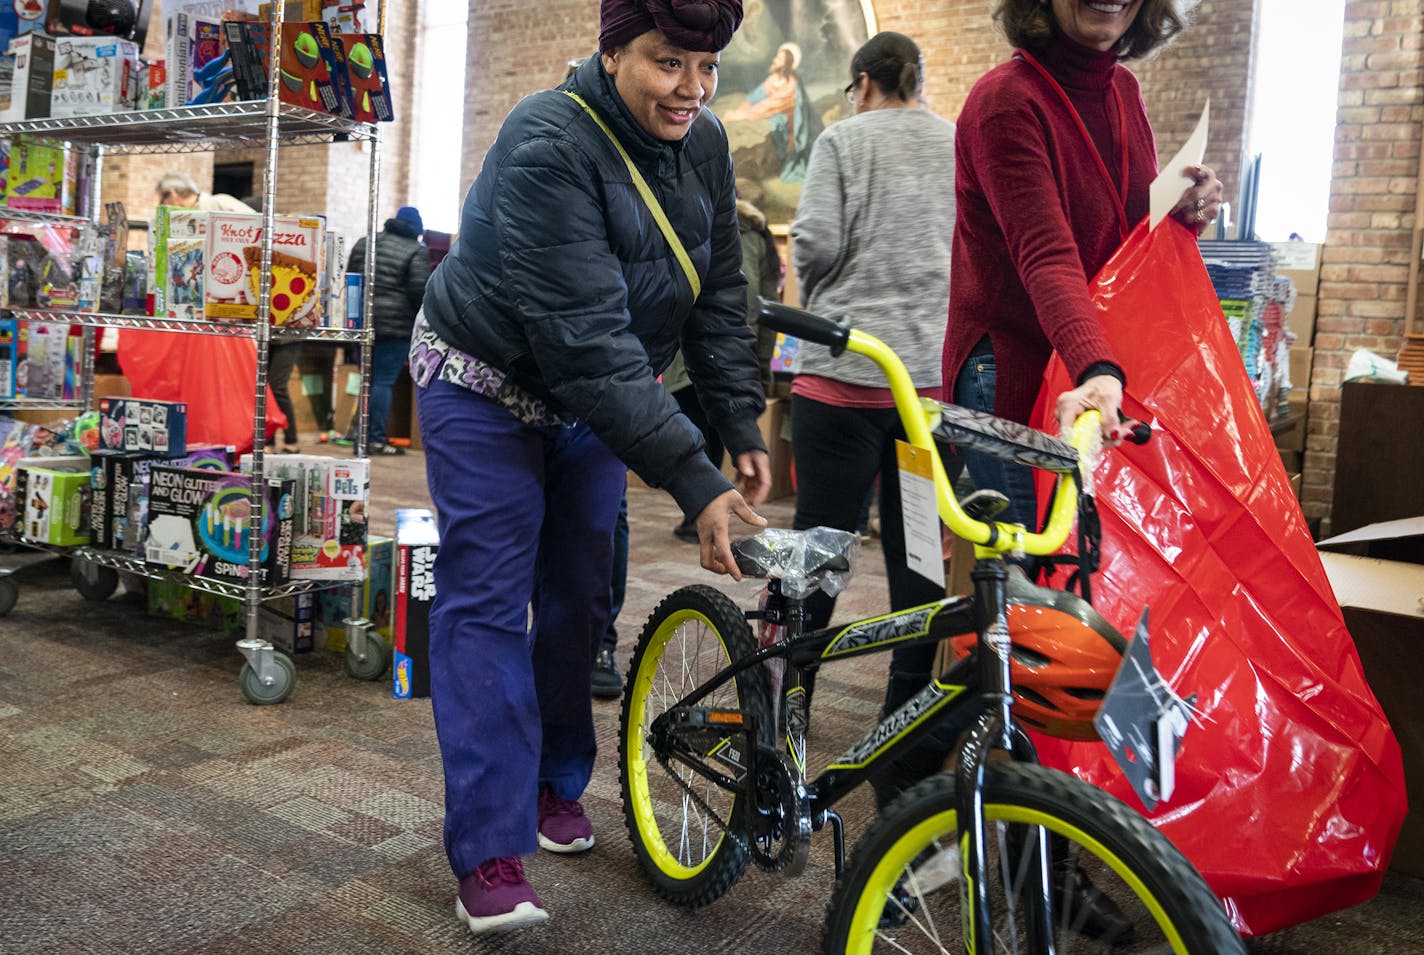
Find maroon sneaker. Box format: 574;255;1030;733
536;785;595;854
455;857;548;934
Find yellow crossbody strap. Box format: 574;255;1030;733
563;90;701;300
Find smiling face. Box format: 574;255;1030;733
601;31;720;141
1051;0;1146;51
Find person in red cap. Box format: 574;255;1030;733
411;0;764;935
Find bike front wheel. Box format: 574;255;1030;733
824;762;1244;955
620;584;772;908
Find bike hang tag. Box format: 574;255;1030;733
1092;608;1195;812
895;440;946;589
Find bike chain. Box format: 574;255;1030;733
654;750;752;856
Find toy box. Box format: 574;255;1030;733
392;507;437;699
316;534;391;651
332;33;391;123
0;316;15;399
0;32;56;123
17;320;70;399
204;212;326;325
42;0;155;48
152;206;207;321
90;443;231;549
0;2;46;53
343;272;363;329
257;591;315;654
18;463;90;545
49;35;141;117
99;397;188;455
5;136;67;214
245;453;367;579
145;466;293;585
278;21;343;114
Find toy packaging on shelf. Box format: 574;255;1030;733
43;0;155;48
144;465;294;585
15;321;74;399
17;460;90;545
321;230;344;327
204;212;326;325
147;577;243;631
49;36;142;118
0;417;88;534
4;136;72;215
98;397;188;455
0;316;15;398
393;507;436;699
316;533;391;651
164;4;224;107
343;272;362;328
0;32;57;123
244;453;367;579
331;33;391;122
89;443;233;550
151;206;208;320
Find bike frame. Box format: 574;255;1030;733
648;315;1101;951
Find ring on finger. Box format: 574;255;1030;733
1195;208;1206;223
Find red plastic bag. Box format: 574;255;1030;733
1033;219;1406;936
116;330;288;455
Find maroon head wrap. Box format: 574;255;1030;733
598;0;744;54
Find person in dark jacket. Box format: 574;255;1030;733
343;205;430;454
409;0;768;935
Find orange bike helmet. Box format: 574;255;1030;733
949;578;1127;741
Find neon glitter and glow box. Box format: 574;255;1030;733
144;466;293;585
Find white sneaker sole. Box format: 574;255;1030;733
537;832;595;854
456;896;549;934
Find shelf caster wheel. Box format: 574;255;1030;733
345;631;390;682
71;560;119;602
0;576;17;616
239;652;296;705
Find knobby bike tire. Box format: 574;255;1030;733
823;762;1245;955
619;584;773;908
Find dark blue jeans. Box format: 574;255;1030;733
600;489;629;654
416;378;626;875
365;336;410;446
952;352;1037;531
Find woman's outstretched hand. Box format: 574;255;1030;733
695;487;768;581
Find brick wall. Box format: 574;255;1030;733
461;1;1256;199
1303;0;1424;530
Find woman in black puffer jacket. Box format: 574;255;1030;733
409;0;769;936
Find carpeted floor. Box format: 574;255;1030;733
1;441;1420;954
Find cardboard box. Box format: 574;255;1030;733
147;576;243;631
1288;346;1313;391
152;207;207;321
99;397;188;455
145;466;293;585
1272;241;1322;294
256;592;315;654
1273;391;1307;454
249;453;368;580
49;36;141;117
18;464;90;545
1318;516;1424;877
331;32;392;122
393;508;437;699
1287;293;1317;345
0;32;56;123
316;534;392;651
204;212;326;325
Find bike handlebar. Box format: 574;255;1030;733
761;298;1113;558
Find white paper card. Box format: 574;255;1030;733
896;440;945;589
1149;99;1210;231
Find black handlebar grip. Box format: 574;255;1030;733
758;299;851;357
1127;422;1152;445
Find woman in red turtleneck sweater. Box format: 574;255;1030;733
943;0;1223;530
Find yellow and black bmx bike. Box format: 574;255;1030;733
618;301;1245;954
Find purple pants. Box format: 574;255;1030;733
416;377;625;876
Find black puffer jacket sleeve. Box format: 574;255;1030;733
679;156;765;460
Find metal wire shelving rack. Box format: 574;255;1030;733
0;4;388;702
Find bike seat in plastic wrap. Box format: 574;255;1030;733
730;527;860;599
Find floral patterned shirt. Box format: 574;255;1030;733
408;312;570;428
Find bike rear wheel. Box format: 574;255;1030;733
620;584;772;907
824;763;1244;955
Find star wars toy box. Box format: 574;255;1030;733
316;533;391;652
393;507;437;699
89;443;233;549
152;206;207;321
144;465;293;585
242;453;367;579
204;212;326;326
49;35;142;118
98;396;188;455
17;460;90;545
